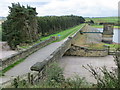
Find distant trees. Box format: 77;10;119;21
86;19;94;25
37;15;85;36
2;3;39;49
2;3;85;49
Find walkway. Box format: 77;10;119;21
1;39;67;84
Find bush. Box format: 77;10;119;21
84;64;119;88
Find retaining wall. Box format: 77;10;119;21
65;45;108;57
1;37;56;70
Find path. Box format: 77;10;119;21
1;39;67;84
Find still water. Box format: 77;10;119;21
97;28;120;43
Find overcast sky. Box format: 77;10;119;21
0;0;119;17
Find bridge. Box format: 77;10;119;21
1;24;114;87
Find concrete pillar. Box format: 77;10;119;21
102;23;114;44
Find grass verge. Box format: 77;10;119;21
0;58;25;76
1;24;84;75
19;24;84;49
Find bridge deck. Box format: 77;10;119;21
1;39;67;84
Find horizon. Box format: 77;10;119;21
0;0;119;17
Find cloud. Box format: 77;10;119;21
0;0;119;17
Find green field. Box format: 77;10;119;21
85;17;118;25
40;24;84;41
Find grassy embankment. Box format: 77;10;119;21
20;24;84;49
0;24;84;76
85;17;119;29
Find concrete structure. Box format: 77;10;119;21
102;23;114;44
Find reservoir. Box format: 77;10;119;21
97;28;120;44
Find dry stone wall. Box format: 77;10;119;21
1;37;56;70
65;45;108;57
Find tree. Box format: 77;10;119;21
2;3;39;49
37;15;85;36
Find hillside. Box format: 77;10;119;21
85;17;118;25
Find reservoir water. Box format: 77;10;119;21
97;28;120;44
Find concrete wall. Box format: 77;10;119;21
102;23;114;44
65;45;108;57
1;37;56;70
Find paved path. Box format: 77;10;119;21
1;39;67;84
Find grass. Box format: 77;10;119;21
0;58;25;76
19;24;84;49
87;43;106;49
41;24;84;41
0;24;84;75
85;17;118;24
73;32;106;49
85;17;119;29
104;43;120;49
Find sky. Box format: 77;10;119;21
0;0;119;17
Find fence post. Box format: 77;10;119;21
31;74;34;85
28;73;31;84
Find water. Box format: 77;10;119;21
97;28;120;43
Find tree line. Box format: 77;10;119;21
2;3;85;49
37;15;85;36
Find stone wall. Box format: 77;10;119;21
31;24;86;71
65;45;108;57
2;24;86;87
1;37;56;70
